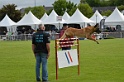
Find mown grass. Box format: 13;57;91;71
0;38;124;82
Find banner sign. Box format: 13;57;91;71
57;16;62;21
57;49;78;68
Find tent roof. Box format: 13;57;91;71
105;7;124;23
0;14;16;26
62;12;70;20
66;9;94;24
90;10;103;23
40;13;48;21
16;11;41;25
42;10;65;24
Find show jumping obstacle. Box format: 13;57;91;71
55;38;80;80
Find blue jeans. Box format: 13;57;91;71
35;53;48;81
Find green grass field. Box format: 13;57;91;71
0;38;124;82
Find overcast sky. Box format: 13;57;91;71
0;0;80;9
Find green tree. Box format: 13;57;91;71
52;0;77;16
109;0;117;6
99;1;110;7
116;0;124;6
108;0;124;6
66;1;77;16
0;4;21;22
24;6;45;19
85;0;124;7
118;5;124;11
53;0;67;15
86;0;100;7
80;0;86;4
46;9;53;15
101;10;112;16
78;3;93;18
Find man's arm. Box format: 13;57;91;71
59;30;64;38
32;44;36;57
46;43;50;59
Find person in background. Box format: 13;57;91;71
32;24;50;82
59;23;73;50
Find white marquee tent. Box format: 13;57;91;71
90;10;103;23
17;11;41;25
42;10;65;29
16;11;41;30
40;13;48;21
62;12;70;21
0;14;16;26
105;7;124;30
0;14;16;31
66;9;94;27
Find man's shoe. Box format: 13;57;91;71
37;79;41;82
37;80;41;82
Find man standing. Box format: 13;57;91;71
32;24;50;82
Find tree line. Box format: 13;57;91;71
0;0;124;22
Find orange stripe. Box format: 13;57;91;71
68;51;73;62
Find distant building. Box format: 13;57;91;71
100;0;110;1
43;6;53;12
20;8;25;14
92;6;115;13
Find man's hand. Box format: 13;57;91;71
32;44;36;57
47;53;50;59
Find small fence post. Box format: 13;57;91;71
77;38;80;75
55;39;58;80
